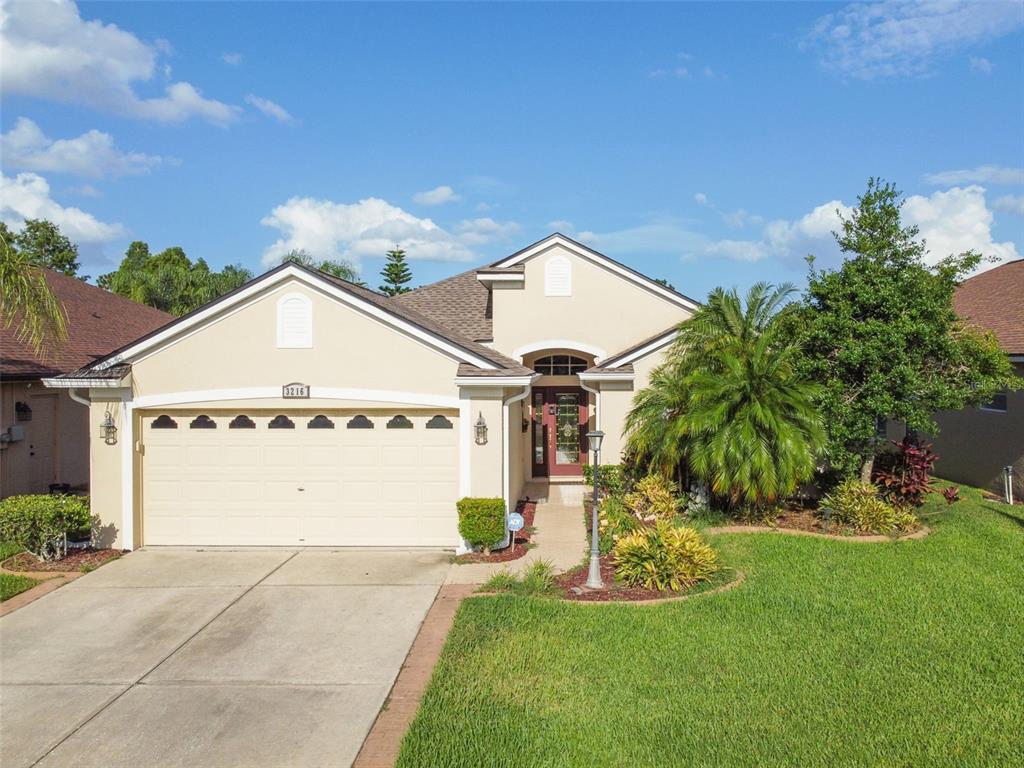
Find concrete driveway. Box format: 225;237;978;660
0;547;451;768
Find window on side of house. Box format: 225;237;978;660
980;390;1009;413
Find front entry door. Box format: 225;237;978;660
531;387;587;477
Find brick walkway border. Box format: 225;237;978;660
0;572;81;617
353;583;476;768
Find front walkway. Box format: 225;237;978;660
446;481;588;584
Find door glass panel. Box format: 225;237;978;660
533;392;544;463
554;393;580;465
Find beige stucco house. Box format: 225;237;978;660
44;234;697;550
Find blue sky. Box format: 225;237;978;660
1;0;1022;299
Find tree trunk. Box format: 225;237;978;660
860;454;875;484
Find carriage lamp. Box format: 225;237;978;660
475;412;488;445
100;411;118;445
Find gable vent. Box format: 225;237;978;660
276;292;313;348
544;255;572;297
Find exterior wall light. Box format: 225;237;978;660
100;411;118;445
474;412;488;445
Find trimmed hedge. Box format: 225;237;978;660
0;494;91;562
457;497;506;554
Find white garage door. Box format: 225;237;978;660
141;410;459;546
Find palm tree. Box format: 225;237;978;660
626;283;825;510
0;230;67;357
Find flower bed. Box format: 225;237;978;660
453;500;536;564
3;548;121;573
555;557;738;602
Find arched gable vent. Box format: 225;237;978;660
276;292;313;348
544;255;572;297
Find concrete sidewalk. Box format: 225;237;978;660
446;482;588;584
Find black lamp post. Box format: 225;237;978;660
585;429;605;589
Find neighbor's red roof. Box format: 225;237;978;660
953;260;1024;355
1;269;172;380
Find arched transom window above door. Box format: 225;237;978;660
533;355;588;376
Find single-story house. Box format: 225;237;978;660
44;234;698;550
929;259;1023;498
1;269;171;498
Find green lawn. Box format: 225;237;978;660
398;485;1024;767
0;540;39;602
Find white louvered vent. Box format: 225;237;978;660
544;255;572;297
276;293;313;348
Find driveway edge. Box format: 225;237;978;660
0;573;82;617
353;583;475;768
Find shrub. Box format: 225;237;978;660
624;475;681;522
457;497;505;554
873;437;938;508
942;486;960;505
597;495;639;554
0;494;91;562
582;464;627;496
612;521;719;592
820;479;917;534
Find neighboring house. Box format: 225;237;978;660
45;234;698;549
929;259;1024;499
1;270;171;498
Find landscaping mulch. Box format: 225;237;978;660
3;548;121;573
453;501;536;564
720;503;923;538
554;554;727;602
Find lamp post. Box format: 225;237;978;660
585;429;605;589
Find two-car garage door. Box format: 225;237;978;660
141;410;459;547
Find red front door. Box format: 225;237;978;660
531;387;587;477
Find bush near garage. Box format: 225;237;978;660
0;494;91;562
457;497;506;554
612;520;719;592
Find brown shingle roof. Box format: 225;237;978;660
953;260;1024;355
1;270;172;380
394;268;493;342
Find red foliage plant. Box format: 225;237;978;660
873;437;938;508
942;486;960;505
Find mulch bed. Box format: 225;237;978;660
3;548;121;573
453;500;537;564
722;502;922;537
554;554;718;602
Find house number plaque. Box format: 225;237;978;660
282;382;310;399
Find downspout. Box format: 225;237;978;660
68;389;90;408
500;384;532;549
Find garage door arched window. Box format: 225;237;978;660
307;415;335;429
533;355;588;375
151;415;178;429
426;415;453;429
386;415;414;429
189;415;216;429
268;415;295;429
346;415;374;429
229;415;256;429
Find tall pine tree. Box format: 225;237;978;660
379;248;412;296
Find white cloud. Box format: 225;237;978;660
455;217;520;245
649;67;689;79
413;185;461;206
700;187;1019;273
694;192;708;205
1;117;163;178
573;217;709;259
694;191;764;228
0;172;125;242
0;0;240;125
804;0;1023;79
969;56;993;74
994;194;1024;216
547;219;574;232
222;52;243;66
924;165;1024;186
244;94;295;123
70;183;101;198
260;196;518;268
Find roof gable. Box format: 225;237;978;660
80;262;530;376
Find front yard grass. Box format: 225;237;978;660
0;540;39;601
398;484;1024;766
